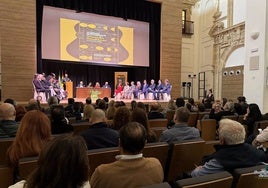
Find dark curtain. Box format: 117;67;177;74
36;0;161;95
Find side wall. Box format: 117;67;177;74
0;0;182;102
0;0;36;102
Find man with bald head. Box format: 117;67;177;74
0;103;18;137
80;109;119;150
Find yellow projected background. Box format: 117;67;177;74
60;18;133;65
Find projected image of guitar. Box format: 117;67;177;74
66;22;129;64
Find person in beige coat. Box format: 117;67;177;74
90;122;164;188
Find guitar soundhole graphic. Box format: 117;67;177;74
66;22;129;63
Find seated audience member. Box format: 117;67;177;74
50;105;73;134
15;105;27;122
191;119;268;177
102;81;111;88
68;102;83;121
83;104;95;121
106;100;116;120
0;103;18;137
44;96;59;114
130;100;137;111
9;134;90;188
95;99;106;111
242;103;262;136
160;107;200;143
252;127;268;152
209;101;235;122
175;97;185;108
112;106;131;130
65;98;75;115
7;110;51;168
4;98;17;107
90;122;163;188
131;108;157;143
137;102;147;112
186;98;198;112
80;109;119;150
237;96;248;115
148;103;164;119
26;98;44;112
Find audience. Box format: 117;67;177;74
9;134;90;188
191;119;268;177
7;110;51;168
50;105;73;134
160;107;200;143
0;103;18;137
90;122;163;188
130;108;157;143
80;109;119;150
65;98;75;116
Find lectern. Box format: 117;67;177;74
65;81;73;98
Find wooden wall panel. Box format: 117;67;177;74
158;0;182;99
0;0;36;102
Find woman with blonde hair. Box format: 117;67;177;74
7;110;52;167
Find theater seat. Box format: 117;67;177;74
233;165;268;188
165;139;205;182
0;165;13;187
18;156;38;180
140;182;171;188
175;171;233;188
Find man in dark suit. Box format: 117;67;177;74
80;109;119;150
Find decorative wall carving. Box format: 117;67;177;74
209;16;245;99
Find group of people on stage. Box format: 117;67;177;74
114;79;171;100
33;73;69;101
77;81;111;89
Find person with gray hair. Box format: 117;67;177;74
191;119;268;177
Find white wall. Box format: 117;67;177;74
244;0;268;112
225;47;245;67
233;0;246;25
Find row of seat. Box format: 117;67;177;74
143;165;268;188
1;139;219;186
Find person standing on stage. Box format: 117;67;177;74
142;80;148;99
